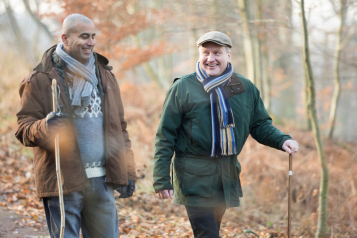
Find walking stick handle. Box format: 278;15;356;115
52;79;65;238
288;154;293;238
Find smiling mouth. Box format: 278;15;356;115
206;64;218;67
83;48;92;54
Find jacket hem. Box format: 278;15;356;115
128;175;137;181
173;199;240;208
279;136;293;151
106;178;129;186
37;180;90;198
155;187;174;193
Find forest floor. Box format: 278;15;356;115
0;188;290;238
1;127;356;238
0;134;298;238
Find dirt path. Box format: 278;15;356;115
0;208;48;238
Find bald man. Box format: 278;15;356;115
15;14;136;238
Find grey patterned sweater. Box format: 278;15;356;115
52;53;106;178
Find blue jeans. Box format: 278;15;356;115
43;176;119;238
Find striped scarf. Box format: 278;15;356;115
196;62;237;157
55;43;98;116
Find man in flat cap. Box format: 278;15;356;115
153;31;299;237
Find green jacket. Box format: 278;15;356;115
153;72;291;208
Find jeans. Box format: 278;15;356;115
185;206;226;238
43;176;119;238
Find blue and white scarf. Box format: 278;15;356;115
196;62;237;157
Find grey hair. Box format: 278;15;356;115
62;14;93;35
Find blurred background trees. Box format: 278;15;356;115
28;0;357;143
0;0;357;236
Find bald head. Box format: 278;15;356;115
62;14;94;35
61;14;96;64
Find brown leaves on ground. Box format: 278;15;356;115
116;192;289;238
0;135;46;230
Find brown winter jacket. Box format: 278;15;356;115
15;45;136;198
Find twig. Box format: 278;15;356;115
243;229;260;237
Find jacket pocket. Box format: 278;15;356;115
181;157;219;197
189;118;199;145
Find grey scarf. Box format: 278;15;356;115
55;43;98;115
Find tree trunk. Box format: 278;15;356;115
300;1;329;237
262;40;271;111
303;71;312;130
237;0;255;84
254;0;264;99
142;62;161;86
259;0;271;111
189;1;199;72
328;0;346;139
157;56;169;88
277;0;296;121
156;17;169;88
165;53;173;84
210;0;219;28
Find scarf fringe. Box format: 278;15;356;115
196;61;237;157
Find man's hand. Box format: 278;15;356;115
117;180;135;198
282;139;299;154
157;189;173;199
45;111;68;133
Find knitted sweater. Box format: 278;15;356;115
52;53;106;178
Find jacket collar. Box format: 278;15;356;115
224;73;245;98
34;44;111;74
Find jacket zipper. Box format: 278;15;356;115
96;60;108;182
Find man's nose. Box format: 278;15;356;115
207;53;215;62
87;38;95;46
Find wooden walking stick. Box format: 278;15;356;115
288;154;293;238
52;79;65;238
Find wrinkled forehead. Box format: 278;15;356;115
200;41;226;51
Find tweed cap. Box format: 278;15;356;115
196;31;232;48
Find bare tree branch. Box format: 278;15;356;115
1;0;27;52
22;0;54;41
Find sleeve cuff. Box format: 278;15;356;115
155;187;173;193
280;137;293;150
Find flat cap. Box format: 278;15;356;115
196;31;232;48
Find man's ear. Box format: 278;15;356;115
61;34;69;46
227;51;231;62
